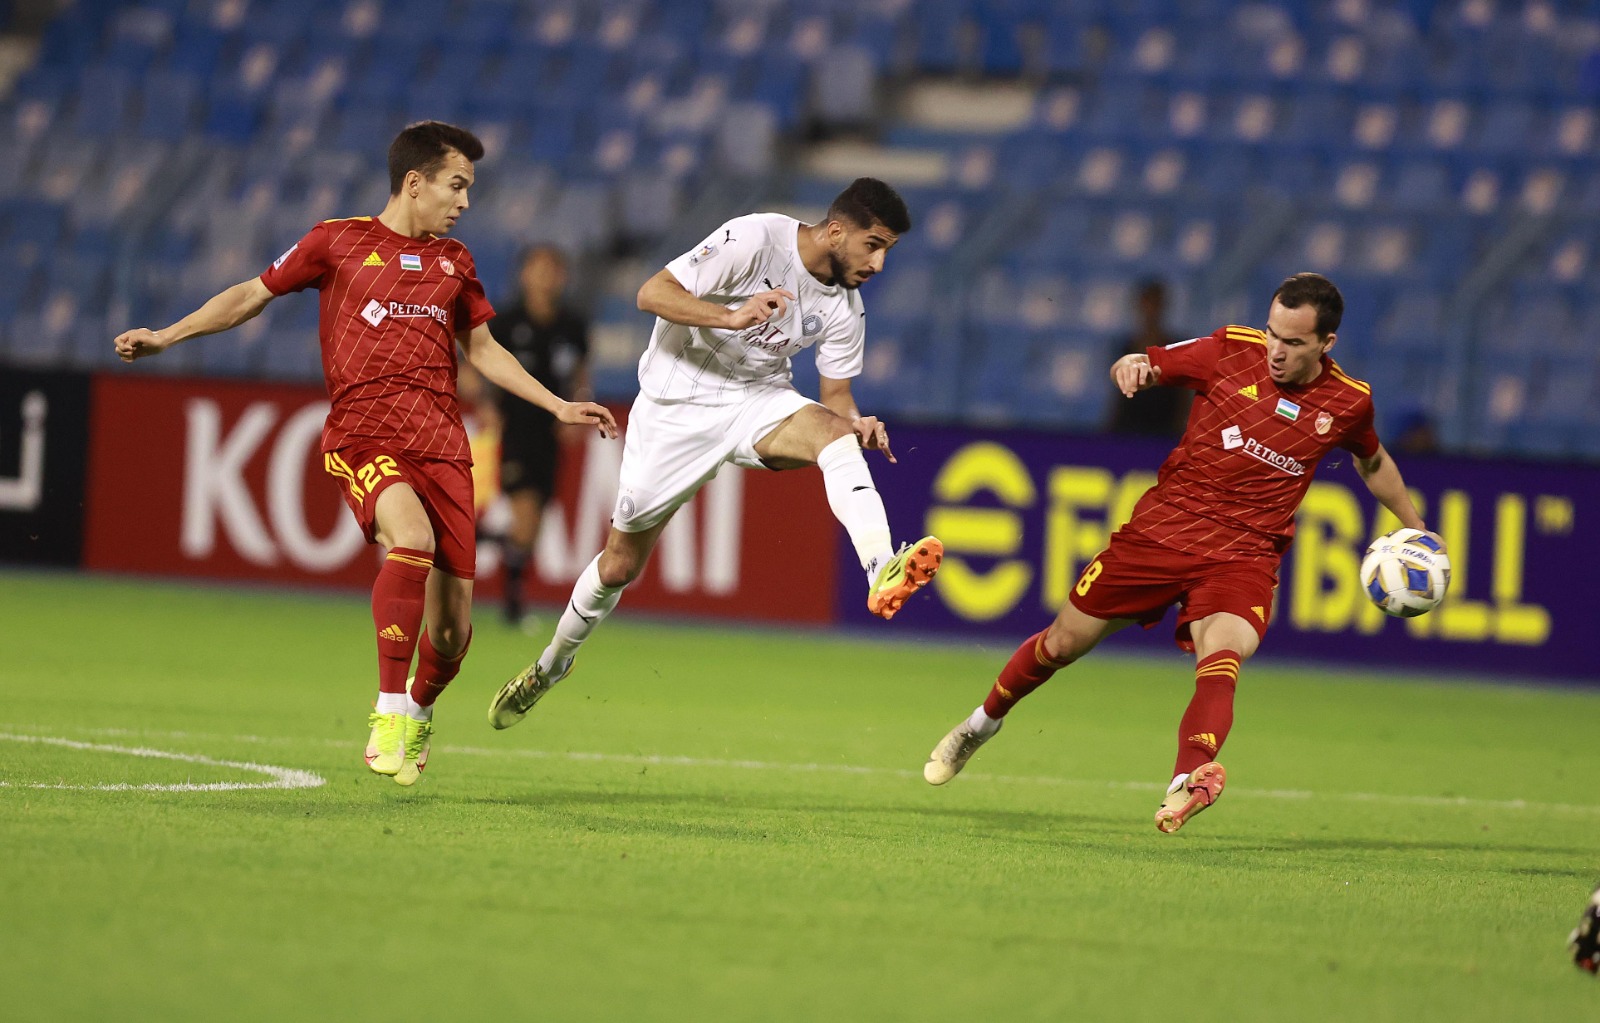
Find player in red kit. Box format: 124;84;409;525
113;121;617;786
922;273;1446;833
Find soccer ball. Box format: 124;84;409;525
1359;528;1450;618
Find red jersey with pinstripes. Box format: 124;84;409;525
1120;325;1381;561
259;216;495;461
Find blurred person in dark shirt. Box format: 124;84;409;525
490;245;593;626
1106;278;1191;438
1390;407;1440;455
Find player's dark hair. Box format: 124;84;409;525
388;121;485;196
516;243;567;268
1272;272;1344;337
826;178;911;235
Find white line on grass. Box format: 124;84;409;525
0;732;326;792
2;724;1592;815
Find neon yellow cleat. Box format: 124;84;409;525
365;710;404;775
1155;762;1227;833
867;536;943;620
487;657;572;730
394;715;433;787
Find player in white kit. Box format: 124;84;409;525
489;178;943;728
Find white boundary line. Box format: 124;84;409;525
2;724;1594;815
0;732;326;792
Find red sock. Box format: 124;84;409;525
982;631;1073;718
411;629;470;707
1174;650;1240;777
372;547;432;694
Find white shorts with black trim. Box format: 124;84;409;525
612;387;819;532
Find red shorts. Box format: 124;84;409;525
1067;534;1277;653
323;446;477;579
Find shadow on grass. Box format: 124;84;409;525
463;786;1135;841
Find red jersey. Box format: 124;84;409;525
260;216;495;461
1120;324;1381;560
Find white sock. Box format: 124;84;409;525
816;434;894;586
965;705;1001;736
405;694;433;722
1168;773;1190;794
376;691;406;714
539;554;624;674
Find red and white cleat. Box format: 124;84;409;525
1155;761;1226;834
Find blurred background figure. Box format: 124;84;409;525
1104;278;1191;438
489;245;592;627
1389;407;1441;456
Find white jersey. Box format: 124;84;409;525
638;212;866;405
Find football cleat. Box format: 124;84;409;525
868;536;944;620
487;657;573;730
394;715;433;787
365;709;405;776
923;718;1002;785
1155;761;1227;833
1569;884;1600;973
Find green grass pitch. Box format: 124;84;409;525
4;569;1599;1021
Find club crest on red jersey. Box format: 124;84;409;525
1315;411;1333;435
438;257;455;276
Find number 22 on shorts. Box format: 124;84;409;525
357;455;399;493
326;452;399;499
1075;559;1104;596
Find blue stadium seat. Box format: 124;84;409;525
138;72;203;142
0;253;36;319
910;0;969;75
974;5;1025;76
850;316;961;421
1261;150;1327;197
203;83;264;143
3;309;69;366
72;67;136;138
811;45;876;128
7;202;67;252
1471;100;1539;156
1373;290;1448;355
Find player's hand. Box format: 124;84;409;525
725;289;795;330
114;328;171;362
558;400;618;439
853;415;895;463
1111;353;1156;397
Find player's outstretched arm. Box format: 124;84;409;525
113;278;275;362
819;374;895;463
636;268;794;331
1355;444;1444;549
458;323;617;438
1110;353;1159;397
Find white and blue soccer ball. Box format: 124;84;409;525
1360;527;1451;618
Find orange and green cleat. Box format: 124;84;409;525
1155;761;1227;834
867;536;944;620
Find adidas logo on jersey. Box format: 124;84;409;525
363;251;385;267
378;624;409;642
1251;605;1266;622
1237;384;1259;399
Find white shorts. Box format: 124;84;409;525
613;388;819;532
